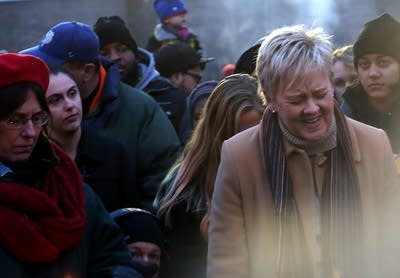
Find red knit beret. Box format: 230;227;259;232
0;53;49;92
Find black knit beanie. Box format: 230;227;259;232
353;13;400;68
110;208;167;254
93;16;139;56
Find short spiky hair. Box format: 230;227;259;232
256;25;333;99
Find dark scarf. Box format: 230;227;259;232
0;138;86;264
262;105;364;277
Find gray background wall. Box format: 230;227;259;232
1;0;399;80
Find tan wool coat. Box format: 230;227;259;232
207;117;400;278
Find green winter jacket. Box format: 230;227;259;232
83;60;181;212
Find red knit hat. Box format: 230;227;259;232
0;53;49;91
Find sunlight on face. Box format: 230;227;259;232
357;54;400;101
268;69;335;142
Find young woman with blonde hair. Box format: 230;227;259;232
155;73;265;278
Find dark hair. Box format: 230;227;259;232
0;82;49;120
48;64;76;81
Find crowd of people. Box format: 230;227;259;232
1;0;400;277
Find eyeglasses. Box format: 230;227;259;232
185;71;202;83
2;111;49;130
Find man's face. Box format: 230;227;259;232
100;42;136;80
357;53;400;102
181;65;202;95
63;61;98;100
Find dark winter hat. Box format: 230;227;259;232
190;80;218;107
20;21;99;65
93;16;139;56
353;13;400;68
0;53;49;92
234;43;261;75
154;0;187;20
155;42;215;77
110;208;167;254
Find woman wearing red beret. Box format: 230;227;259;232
0;53;141;277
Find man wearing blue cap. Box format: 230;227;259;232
21;21;181;212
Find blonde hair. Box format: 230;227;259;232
156;74;264;237
257;25;333;99
332;44;354;69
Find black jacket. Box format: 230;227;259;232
156;170;207;278
77;127;141;211
144;77;187;138
342;83;400;153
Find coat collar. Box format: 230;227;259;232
260;116;362;163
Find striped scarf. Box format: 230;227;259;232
262;104;364;277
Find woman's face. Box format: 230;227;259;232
46;72;82;137
357;54;400;101
268;69;335;142
237;109;262;132
0;90;44;162
332;60;357;96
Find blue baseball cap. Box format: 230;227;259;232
20;21;100;65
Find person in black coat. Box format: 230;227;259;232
341;13;400;154
93;15;186;136
45;65;141;211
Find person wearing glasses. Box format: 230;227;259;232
154;42;214;141
0;53;142;277
155;42;214;96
